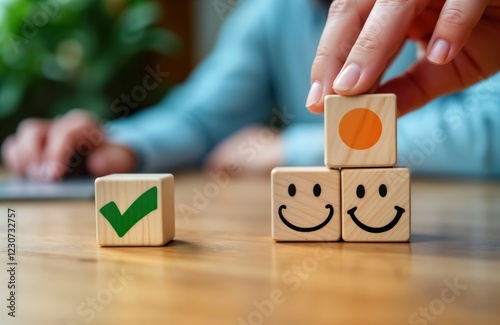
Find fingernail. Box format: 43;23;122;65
305;81;323;107
428;38;450;64
333;64;361;91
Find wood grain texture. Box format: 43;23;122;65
272;167;341;241
342;168;410;242
95;174;175;246
1;172;499;325
325;94;397;168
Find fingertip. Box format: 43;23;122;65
305;81;323;107
307;101;325;114
36;161;67;182
426;0;488;67
427;38;451;65
333;63;362;93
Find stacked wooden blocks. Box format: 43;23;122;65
95;174;175;246
272;94;411;242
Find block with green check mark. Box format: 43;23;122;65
95;174;175;246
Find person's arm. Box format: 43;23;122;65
281;123;324;167
108;0;275;172
1;0;278;179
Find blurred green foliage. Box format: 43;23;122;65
0;0;181;141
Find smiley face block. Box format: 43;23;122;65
325;94;397;168
272;167;341;241
95;174;175;246
341;168;410;242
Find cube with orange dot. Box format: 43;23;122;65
324;94;397;168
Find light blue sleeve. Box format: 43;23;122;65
282;123;324;166
106;0;274;172
398;73;500;178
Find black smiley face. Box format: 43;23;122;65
347;183;405;233
278;183;334;232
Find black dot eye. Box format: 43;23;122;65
313;184;321;197
379;184;387;197
356;185;365;199
288;184;296;197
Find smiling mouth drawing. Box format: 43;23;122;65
347;206;405;233
278;204;334;232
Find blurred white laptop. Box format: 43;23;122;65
0;178;94;200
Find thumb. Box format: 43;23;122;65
86;142;137;177
378;57;470;115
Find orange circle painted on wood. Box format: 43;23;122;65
339;108;382;150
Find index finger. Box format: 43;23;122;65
307;0;375;113
333;0;426;93
308;0;427;113
41;110;103;180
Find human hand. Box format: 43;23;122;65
205;125;283;175
1;110;136;181
306;0;500;115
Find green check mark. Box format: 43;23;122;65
100;186;158;237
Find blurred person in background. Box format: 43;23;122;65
2;0;500;180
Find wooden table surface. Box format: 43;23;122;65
1;173;499;325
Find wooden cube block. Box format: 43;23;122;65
341;168;410;242
272;167;341;241
95;174;175;246
325;94;397;168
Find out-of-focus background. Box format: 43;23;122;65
0;0;230;143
